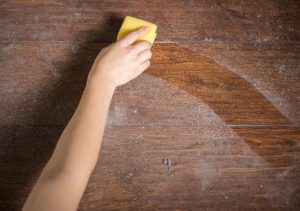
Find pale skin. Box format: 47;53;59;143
22;26;152;211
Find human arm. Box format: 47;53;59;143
22;26;152;211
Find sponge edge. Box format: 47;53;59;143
117;16;157;46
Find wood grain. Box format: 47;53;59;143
0;0;299;210
1;42;297;125
0;0;299;43
179;41;300;123
149;43;297;125
0;125;299;210
0;126;61;211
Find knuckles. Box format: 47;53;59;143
116;39;128;48
142;40;151;49
126;46;137;57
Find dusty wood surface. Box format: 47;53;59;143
1;43;298;125
1;125;299;210
0;0;299;210
0;0;299;43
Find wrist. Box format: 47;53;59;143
85;75;116;96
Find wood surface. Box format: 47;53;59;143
0;0;299;43
1;126;299;210
0;0;299;210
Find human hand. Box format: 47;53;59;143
88;26;152;88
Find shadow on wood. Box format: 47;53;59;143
0;13;124;211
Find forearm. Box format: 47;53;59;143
23;79;115;211
23;26;152;211
46;78;115;176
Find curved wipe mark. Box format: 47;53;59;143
146;43;290;126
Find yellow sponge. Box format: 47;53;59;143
117;16;157;46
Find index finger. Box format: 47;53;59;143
119;26;149;46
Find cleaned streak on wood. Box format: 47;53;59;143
0;43;295;126
179;41;300;123
0;0;299;210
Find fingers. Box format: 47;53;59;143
138;49;152;63
132;40;151;53
138;60;151;73
119;26;149;46
137;48;152;73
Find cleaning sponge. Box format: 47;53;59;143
117;16;157;46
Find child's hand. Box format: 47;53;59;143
88;26;152;88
